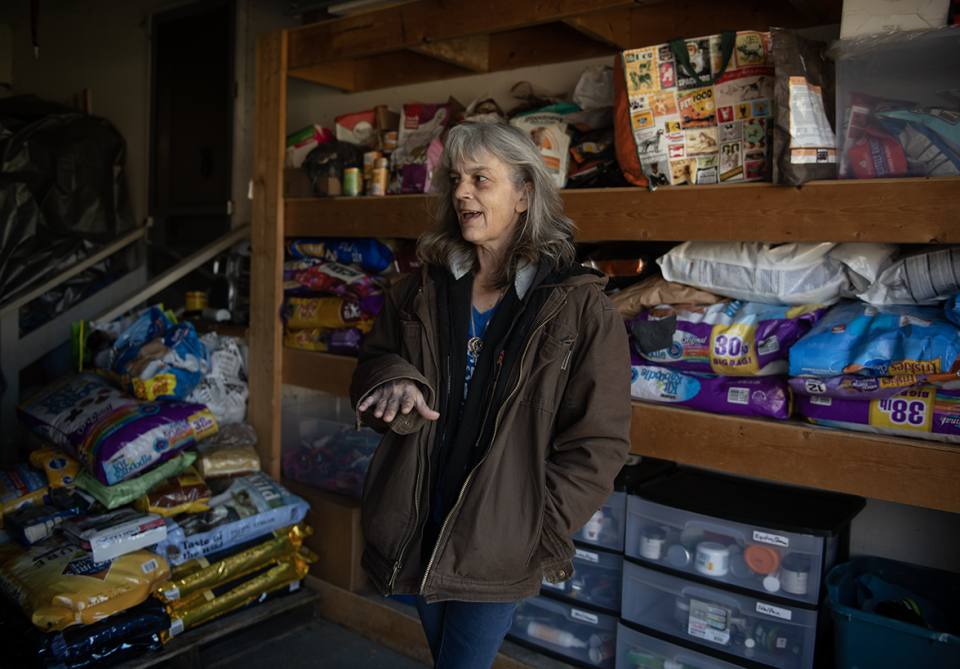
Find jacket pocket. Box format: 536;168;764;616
520;321;574;413
400;319;425;372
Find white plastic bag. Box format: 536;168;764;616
856;246;960;305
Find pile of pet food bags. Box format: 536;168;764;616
612;242;960;444
0;305;314;668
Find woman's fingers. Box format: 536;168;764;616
359;380;439;423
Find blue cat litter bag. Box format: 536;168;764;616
788;300;960;379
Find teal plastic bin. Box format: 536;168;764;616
825;556;960;669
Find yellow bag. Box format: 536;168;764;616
29;445;82;488
0;537;170;631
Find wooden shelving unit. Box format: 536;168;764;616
250;0;960;523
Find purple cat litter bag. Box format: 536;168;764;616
628;301;827;376
630;360;792;419
17;374;218;485
797;387;960;444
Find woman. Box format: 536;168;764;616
350;121;632;669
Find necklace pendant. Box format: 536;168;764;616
467;337;483;355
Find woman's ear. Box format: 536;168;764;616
515;182;532;214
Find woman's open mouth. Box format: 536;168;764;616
460;211;481;223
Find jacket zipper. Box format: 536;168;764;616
386;286;431;592
419;299;568;593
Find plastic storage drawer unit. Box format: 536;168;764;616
622;560;819;669
626;468;864;605
616;621;747;669
825;556;960;669
542;547;623;614
575;456;675;554
509;593;619;668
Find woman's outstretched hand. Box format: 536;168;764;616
358;379;440;423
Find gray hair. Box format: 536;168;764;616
417;121;578;289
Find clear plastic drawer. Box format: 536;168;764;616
622;560;818;669
508;593;619;668
616;621;746;669
542;547;623;614
575;490;627;553
625;494;834;605
626;469;864;605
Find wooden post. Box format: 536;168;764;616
249;30;287;480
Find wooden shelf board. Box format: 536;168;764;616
631;402;960;514
276;347;960;513
285;178;960;244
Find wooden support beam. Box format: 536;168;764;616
288;59;356;91
563;8;633;49
287;0;640;67
488;23;619;72
353;50;474;91
409;34;490;72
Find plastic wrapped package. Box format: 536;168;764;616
0;96;136;308
285;237;395;274
28;445;81;488
608;275;725;321
281;420;381;496
186;334;249;425
289;261;382;300
855;246;960;305
283;326;367;355
628;300;826;376
156;524;310;603
630;359;792;419
787;300;960;378
164;548;315;638
827;27;960;180
194;423;261;479
133;466;210;518
106;306;211;401
389;103;452;194
63;509;166;563
281;296;375;330
797;387;960;444
152;472;309;566
75;450;195;510
17;374;216;485
788;372;960;401
0;536;170;631
0;463;49;524
658;241;898;305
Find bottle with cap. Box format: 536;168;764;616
694;541;730;577
779;553;811;596
639;525;667;560
743;544;781;575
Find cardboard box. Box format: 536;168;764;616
282;478;369;591
283;168;341;198
841;0;950;38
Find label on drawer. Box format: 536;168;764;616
575;548;599;563
756;601;793;621
571;608;598;625
753;530;789;548
688;598;732;645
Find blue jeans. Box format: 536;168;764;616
414;595;518;669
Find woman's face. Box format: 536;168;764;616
450;151;528;255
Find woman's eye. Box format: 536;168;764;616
476;175;487;183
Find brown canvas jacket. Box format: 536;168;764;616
350;262;632;603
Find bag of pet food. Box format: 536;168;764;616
389;103;452;194
788;301;960;379
628;300;826;376
788;373;960;401
510;103;578;188
0;536;170;631
17;374;217;486
797;387;960;444
285;237;395;274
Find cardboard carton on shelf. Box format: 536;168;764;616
282;478;368;591
283;168;341;198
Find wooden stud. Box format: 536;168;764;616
488;23;620;72
409;34;491;72
562;8;632;49
250;30;288;481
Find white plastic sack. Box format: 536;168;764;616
187;334;249;424
657;241;898;306
573;65;614;111
856;246;960;305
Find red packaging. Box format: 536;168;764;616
848;123;908;179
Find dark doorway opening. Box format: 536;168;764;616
149;0;235;281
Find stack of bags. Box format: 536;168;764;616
1;308;312;667
282;236;418;354
622;241;960;444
